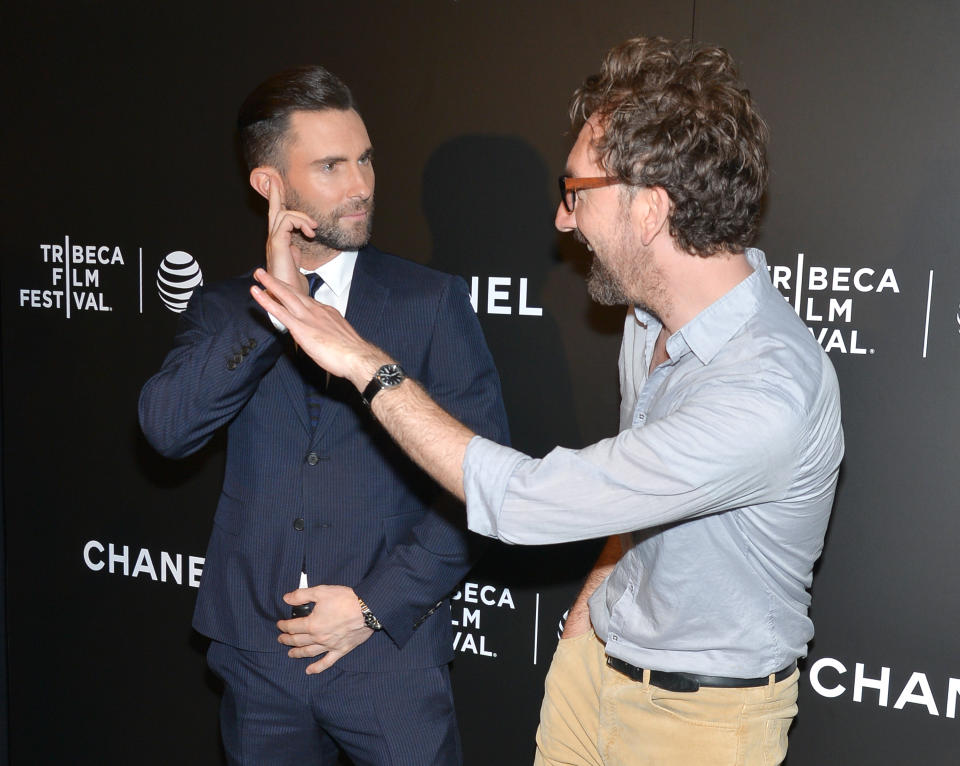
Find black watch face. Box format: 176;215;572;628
377;364;405;388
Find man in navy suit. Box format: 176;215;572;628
139;66;508;766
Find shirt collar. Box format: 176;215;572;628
633;247;769;366
302;250;358;297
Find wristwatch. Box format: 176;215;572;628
357;597;383;631
361;363;407;407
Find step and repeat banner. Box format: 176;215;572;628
3;1;958;764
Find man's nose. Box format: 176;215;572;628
347;164;374;199
555;201;576;232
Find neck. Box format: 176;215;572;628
655;247;754;335
298;249;342;272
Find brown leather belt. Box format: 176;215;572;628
606;656;798;693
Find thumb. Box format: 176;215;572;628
283;587;314;605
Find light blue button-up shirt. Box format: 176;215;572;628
462;249;843;677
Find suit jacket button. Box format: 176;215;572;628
306;452;319;466
293;518;305;531
226;359;237;370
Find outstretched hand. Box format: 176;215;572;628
251;268;388;389
254;267;474;503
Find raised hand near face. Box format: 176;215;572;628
263;173;316;295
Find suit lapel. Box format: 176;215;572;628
276;338;314;434
343;251;390;348
238;272;312;433
309;249;389;443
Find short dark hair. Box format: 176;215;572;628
571;37;769;256
238;65;357;171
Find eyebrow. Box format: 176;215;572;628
311;146;374;167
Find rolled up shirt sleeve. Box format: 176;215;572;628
461;380;804;546
462;435;529;540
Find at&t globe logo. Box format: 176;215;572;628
157;251;203;313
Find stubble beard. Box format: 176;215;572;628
286;186;375;261
586;255;631;306
581;226;668;320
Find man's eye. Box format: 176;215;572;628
321;163;335;172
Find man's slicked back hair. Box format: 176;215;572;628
571;37;769;256
238;65;357;171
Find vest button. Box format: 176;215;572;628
293;518;305;531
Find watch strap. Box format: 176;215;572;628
357;597;383;631
361;376;385;408
361;363;406;407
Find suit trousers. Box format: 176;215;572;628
207;640;462;766
534;631;798;766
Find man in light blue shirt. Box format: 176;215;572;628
252;36;843;766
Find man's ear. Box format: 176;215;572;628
249;167;284;202
633;186;671;247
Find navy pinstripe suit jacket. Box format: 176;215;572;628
139;246;509;671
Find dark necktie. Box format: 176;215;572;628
302;272;327;427
305;272;324;299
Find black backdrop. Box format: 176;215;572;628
2;1;959;764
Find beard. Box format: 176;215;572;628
586;255;630;305
580;227;667;319
285;186;375;259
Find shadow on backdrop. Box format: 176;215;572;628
423;134;581;459
421;135;607;605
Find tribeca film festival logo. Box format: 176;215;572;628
450;581;517;658
808;656;960;720
769;252;900;355
18;238;125;314
17;236;202;316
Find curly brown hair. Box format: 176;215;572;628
571;37;769;256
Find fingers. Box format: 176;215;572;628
266;181;316;242
251;283;294;327
254;268;299;302
251;276;320;335
269;207;317;243
275;616;302;637
278;629;322;648
264;176;316;286
282;587;314;606
306;650;344;675
265;176;317;234
266;174;282;228
288;644;327;659
252;270;307;314
252;270;343;327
